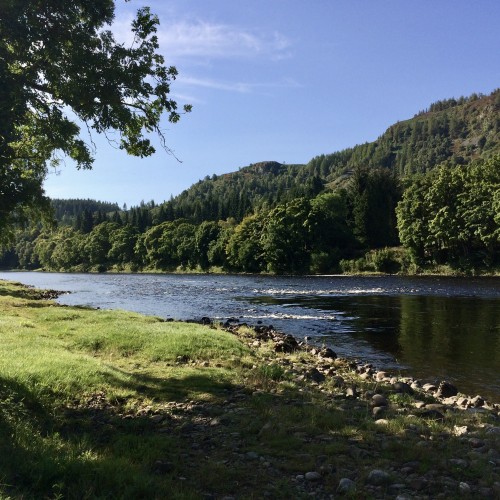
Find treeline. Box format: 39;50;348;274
2;92;499;275
307;88;500;181
0;168;401;274
3;155;498;274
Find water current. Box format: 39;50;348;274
1;272;499;402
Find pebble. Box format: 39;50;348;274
337;477;356;493
459;482;471;493
372;406;387;418
372;394;388;407
449;458;468;468
393;382;413;394
367;469;391;485
436;380;458;398
305;471;322;481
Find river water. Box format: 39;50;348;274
1;272;499;402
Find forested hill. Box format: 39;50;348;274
156;89;500;223
309;89;500;184
51;199;120;224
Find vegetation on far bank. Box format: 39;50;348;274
2;154;499;277
1;280;499;499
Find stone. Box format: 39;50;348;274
419;409;445;421
319;347;337;358
153;460;174;474
459;482;471;494
372;394;389;407
449;458;468;468
307;367;326;383
375;371;388;381
393;381;414;394
453;425;468;436
435;380;458;398
372;406;387;418
470;395;485;407
245;451;259;460
337;477;356;494
305;471;322;481
469;438;485;448
345;386;357;398
422;383;438;392
367;469;391;486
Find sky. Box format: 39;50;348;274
43;0;500;208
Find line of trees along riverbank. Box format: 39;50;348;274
1;155;499;275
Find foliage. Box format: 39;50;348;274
346;166;401;249
396;155;500;269
0;0;190;240
2;90;500;274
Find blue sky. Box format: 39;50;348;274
43;0;500;207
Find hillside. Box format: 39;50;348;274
2;89;498;275
156;89;500;223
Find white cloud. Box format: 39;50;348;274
180;76;301;94
112;12;291;61
157;21;291;60
111;11;295;97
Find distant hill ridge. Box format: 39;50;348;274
51;89;500;223
157;89;499;223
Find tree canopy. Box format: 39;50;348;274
0;0;190;239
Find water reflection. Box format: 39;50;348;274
289;294;500;400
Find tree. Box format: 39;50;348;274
396;156;500;268
260;198;312;274
348;166;401;249
195;221;221;270
0;1;191;240
226;213;266;273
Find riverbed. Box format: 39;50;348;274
1;272;499;401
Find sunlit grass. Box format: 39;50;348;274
0;280;498;499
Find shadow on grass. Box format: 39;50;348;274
0;368;239;499
103;364;235;401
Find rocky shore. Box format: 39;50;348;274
5;280;498;499
169;316;500;498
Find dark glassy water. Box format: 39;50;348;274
1;272;499;401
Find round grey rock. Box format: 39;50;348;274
367;469;391;486
337;477;356;494
305;471;322;481
372;394;389;407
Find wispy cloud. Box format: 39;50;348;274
112;11;295;97
157;21;292;61
180;76;301;94
112;12;292;62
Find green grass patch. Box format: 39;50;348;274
0;279;498;499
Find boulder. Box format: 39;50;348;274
435;380;458;398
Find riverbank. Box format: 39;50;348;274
1;280;499;499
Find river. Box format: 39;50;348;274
1;272;499;402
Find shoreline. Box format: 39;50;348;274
4;276;500;405
213;317;500;410
1;279;500;498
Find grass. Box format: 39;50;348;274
0;279;498;499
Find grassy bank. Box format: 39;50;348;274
0;280;499;499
